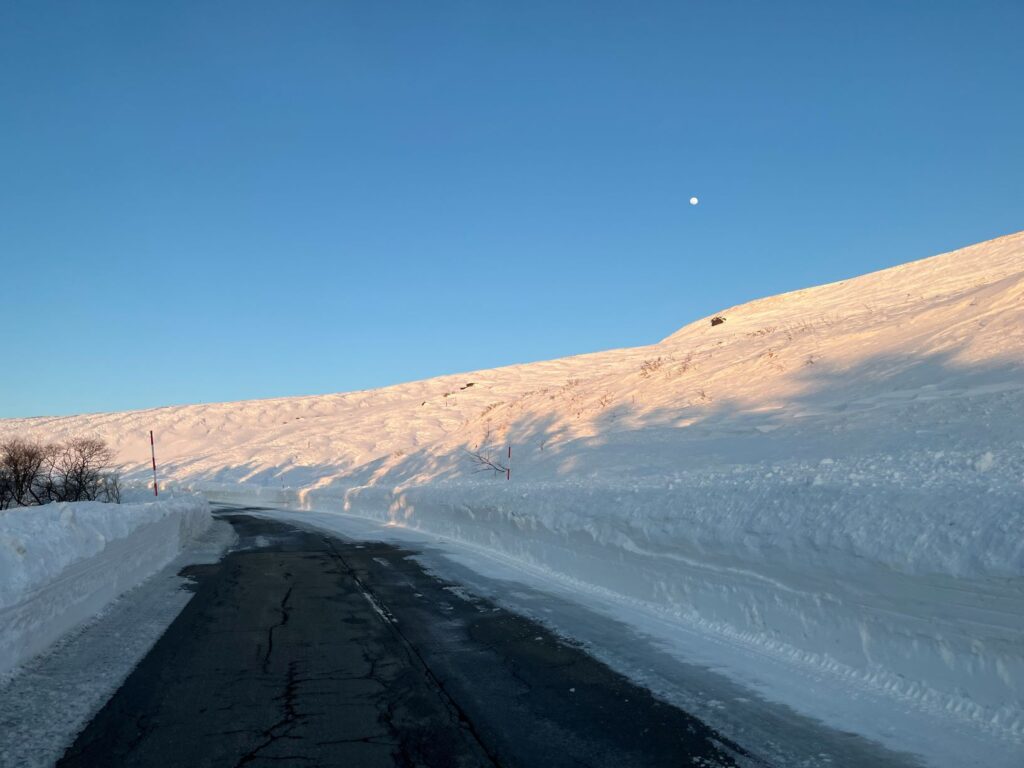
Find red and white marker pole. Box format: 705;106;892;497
506;445;511;481
150;430;159;497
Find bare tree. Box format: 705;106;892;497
0;436;121;507
0;438;53;507
49;438;116;502
465;449;509;476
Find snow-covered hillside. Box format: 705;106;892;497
6;232;1021;492
3;230;1023;756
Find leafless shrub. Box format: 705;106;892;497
667;353;694;378
791;319;816;334
784;314;840;340
0;436;121;508
710;316;726;326
99;473;122;504
465;449;509;476
480;402;502;416
0;438;52;508
48;438;118;502
639;358;664;378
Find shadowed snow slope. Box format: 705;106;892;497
2;231;1023;754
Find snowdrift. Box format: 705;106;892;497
2;230;1022;742
0;497;212;676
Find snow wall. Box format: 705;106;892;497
0;497;212;676
202;473;1023;738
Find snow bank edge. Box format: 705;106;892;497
0;497;212;677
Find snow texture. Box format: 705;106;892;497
2;230;1022;757
0;497;212;676
0;519;234;768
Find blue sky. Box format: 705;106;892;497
2;1;1022;418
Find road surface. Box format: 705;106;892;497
57;512;748;767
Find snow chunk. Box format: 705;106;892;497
975;452;996;472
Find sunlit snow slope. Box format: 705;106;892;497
3;231;1023;748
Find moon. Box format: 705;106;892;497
689;196;699;206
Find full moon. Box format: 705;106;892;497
689;196;699;206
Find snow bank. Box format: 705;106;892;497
195;449;1023;739
0;497;212;676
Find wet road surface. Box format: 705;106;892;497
58;512;748;767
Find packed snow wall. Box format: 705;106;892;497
0;497;212;676
200;458;1023;739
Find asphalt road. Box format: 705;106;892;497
56;512;749;768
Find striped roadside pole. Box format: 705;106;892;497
150;430;159;497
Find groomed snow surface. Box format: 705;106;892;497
0;496;212;677
2;230;1022;765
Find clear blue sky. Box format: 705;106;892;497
2;1;1022;418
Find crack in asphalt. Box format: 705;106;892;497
321;536;505;768
234;661;303;767
261;584;294;674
